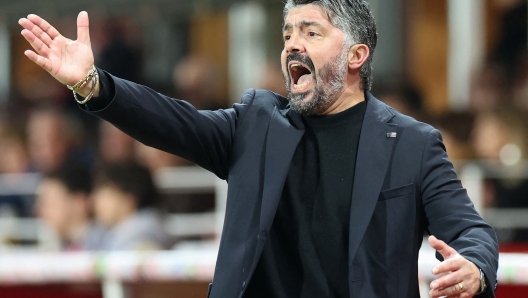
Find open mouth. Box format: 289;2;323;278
289;62;313;91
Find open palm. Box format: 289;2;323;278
19;11;94;86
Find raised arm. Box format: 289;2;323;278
19;12;250;179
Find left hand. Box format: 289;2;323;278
428;235;481;298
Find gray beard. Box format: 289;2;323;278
283;48;349;115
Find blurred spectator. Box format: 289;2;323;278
0;126;29;174
90;162;171;250
471;106;528;164
173;56;224;110
489;0;527;84
96;19;142;83
511;53;528;109
98;121;135;164
470;0;527;111
471;106;528;208
373;79;429;122
36;165;95;251
469;63;510;111
0;125;31;217
433;111;476;164
26;106;95;175
134;140;216;216
472;106;528;242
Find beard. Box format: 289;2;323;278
282;47;349;115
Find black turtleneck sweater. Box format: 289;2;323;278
244;101;367;298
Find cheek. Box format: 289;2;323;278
46;203;69;228
94;195;112;219
280;51;288;73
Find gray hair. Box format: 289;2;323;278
283;0;378;91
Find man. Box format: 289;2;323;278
19;1;498;297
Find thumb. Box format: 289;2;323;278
77;11;91;45
428;235;457;259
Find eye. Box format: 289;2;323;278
308;31;318;37
284;35;291;41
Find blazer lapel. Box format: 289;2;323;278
245;107;304;285
348;93;398;269
260;107;304;231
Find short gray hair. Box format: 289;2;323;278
284;0;378;91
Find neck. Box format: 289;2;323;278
65;218;89;244
320;83;365;115
109;202;137;228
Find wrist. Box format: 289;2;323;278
76;77;101;98
67;66;100;104
475;267;487;295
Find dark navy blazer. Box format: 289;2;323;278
86;71;498;298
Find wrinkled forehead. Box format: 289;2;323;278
283;4;334;31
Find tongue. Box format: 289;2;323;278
297;74;312;85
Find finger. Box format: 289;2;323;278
21;29;50;57
24;50;52;73
433;256;465;275
430;283;465;298
446;292;473;298
429;235;457;260
430;271;461;290
27;14;60;40
77;11;91;45
18;18;53;46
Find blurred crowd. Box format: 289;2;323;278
0;1;527;251
374;1;528;242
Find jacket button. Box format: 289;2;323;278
242;268;245;273
242;281;246;288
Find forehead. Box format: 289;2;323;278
284;4;333;28
38;179;68;198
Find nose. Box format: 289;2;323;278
285;32;305;54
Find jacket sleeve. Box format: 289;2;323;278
420;128;499;296
81;69;255;180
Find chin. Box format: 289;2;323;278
289;90;319;115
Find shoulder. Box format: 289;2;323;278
370;96;438;141
239;88;289;111
375;99;436;135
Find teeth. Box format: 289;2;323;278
293;82;309;89
290;63;301;71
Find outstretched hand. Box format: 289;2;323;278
19;11;96;96
428;235;481;298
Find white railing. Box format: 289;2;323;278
0;249;524;286
0;247;526;297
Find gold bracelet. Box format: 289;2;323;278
73;70;99;104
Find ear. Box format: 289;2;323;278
348;44;370;71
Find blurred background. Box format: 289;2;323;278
0;0;527;297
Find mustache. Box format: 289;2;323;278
286;52;315;74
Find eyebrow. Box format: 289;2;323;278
282;20;324;33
